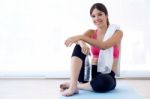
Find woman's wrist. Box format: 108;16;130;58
78;40;86;46
80;35;85;41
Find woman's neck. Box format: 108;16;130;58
97;25;108;35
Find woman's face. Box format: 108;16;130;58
91;8;108;28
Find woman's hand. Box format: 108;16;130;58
79;41;90;55
65;35;82;47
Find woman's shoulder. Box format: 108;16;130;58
115;29;123;35
84;29;96;37
113;29;123;39
113;29;123;46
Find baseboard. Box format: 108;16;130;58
120;70;150;78
0;71;70;78
0;70;150;78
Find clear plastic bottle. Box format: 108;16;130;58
84;55;91;81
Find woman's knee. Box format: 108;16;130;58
90;74;116;92
72;44;86;61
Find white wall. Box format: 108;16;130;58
0;0;150;77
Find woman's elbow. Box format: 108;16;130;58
100;42;113;50
100;46;108;50
99;44;108;50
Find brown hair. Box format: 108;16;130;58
90;3;109;26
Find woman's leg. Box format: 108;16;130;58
61;57;82;96
78;82;93;91
91;65;97;79
90;71;116;92
61;45;86;96
60;82;93;92
77;71;116;92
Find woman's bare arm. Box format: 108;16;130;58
81;30;123;50
77;29;94;46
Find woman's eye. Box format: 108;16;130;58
98;13;102;16
91;15;95;18
91;13;103;18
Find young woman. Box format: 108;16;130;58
60;3;123;96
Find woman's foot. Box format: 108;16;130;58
60;82;70;92
61;87;79;96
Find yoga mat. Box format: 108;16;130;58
59;82;143;99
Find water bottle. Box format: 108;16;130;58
84;55;91;81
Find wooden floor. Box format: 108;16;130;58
0;78;149;99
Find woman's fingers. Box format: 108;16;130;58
65;39;73;47
82;46;90;55
65;37;77;47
